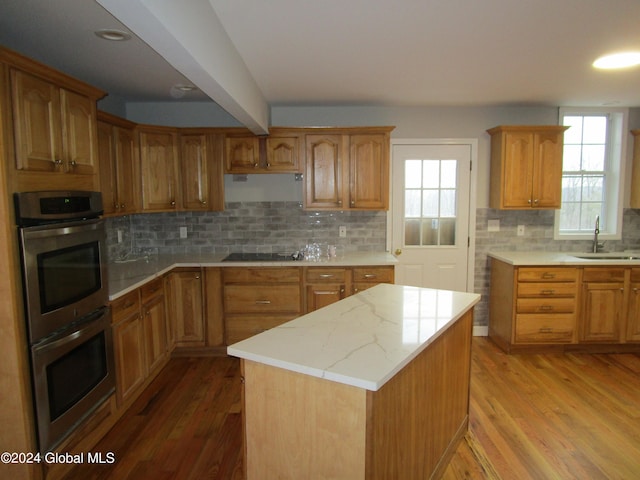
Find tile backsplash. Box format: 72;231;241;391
106;201;387;261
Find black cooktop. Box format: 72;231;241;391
221;252;299;262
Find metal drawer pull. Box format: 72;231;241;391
539;305;553;311
539;328;553;333
319;274;334;278
541;290;555;295
363;274;377;279
255;300;271;305
541;273;556;279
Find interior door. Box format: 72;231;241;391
391;142;474;291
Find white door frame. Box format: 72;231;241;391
387;138;478;293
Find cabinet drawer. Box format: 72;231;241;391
352;266;394;283
140;277;164;302
514;314;575;343
306;267;346;283
631;268;640;283
225;315;297;344
224;267;301;284
517;267;577;282
224;285;301;313
582;268;626;282
516;298;576;314
518;282;577;297
111;290;140;324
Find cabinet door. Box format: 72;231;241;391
266;135;301;172
11;69;63;172
306;284;345;312
305;134;344;208
139;130;180;211
113;312;146;405
532;130;564;208
627;281;640;342
501;131;534;208
60;89;97;175
142;294;168;374
226;136;260;171
581;282;624;342
167;270;205;346
115;126;139;214
181;134;210;210
349;134;389;209
97;121;117;215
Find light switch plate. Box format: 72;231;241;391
179;226;188;239
488;219;500;232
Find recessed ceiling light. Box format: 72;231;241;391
94;29;131;41
169;84;199;98
593;51;640;69
174;84;198;92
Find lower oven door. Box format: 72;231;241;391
30;306;115;453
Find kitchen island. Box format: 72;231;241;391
228;283;481;479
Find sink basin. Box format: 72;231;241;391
573;254;640;260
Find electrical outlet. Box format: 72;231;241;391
517;225;525;236
179;226;188;239
339;226;347;237
117;229;123;244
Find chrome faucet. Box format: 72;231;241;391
592;215;602;253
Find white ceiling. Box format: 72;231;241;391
1;0;639;131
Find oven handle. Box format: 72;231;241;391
33;306;110;353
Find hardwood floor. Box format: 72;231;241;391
64;338;640;479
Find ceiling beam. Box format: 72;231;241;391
95;0;269;134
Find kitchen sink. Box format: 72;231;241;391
573;254;640;260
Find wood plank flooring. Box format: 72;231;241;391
64;338;640;479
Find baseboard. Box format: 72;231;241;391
473;326;488;337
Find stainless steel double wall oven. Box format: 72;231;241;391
15;191;115;453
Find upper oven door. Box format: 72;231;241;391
19;218;108;343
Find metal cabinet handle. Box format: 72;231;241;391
363;274;377;279
541;289;555;295
319;274;334;278
541;273;556;279
255;300;271;305
539;327;553;333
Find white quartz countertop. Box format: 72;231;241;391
227;283;480;391
489;251;640;266
108;251;397;301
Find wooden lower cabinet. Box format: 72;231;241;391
111;290;146;406
166;268;205;347
223;267;302;344
490;260;640;352
140;278;169;373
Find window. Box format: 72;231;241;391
555;108;628;240
404;159;457;246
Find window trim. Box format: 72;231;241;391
554;107;628;241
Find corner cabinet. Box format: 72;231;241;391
487;125;569;209
180;130;224;211
304;127;393;210
165;268;205;348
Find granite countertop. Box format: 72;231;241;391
489;251;640;266
108;251;398;301
227;283;481;391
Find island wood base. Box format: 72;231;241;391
242;309;474;479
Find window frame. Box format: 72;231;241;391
554;107;628;241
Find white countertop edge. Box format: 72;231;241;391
227;288;481;392
488;251;640;266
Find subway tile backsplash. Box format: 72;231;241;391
106;201;387;261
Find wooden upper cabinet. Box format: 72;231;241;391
488;125;569;209
304;128;393;210
139;126;180;212
349;133;389;209
98;112;140;216
630;130;640;208
11;69;99;176
180;131;224;211
305;134;344;209
225;129;303;173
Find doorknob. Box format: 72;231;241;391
394;249;402;256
